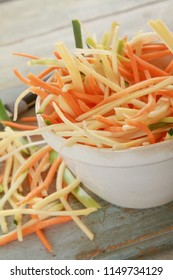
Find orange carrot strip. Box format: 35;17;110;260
132;93;156;118
88;75;103;95
92;76;104;95
142;44;167;52
51;100;76;122
48;111;62;123
54;71;64;88
41;156;62;190
20;116;37;122
30;87;49;99
28;73;61;95
84;78;91;94
0;216;72;247
104;109;117;118
86;57;95;64
93;115;115;126
127;119;155;144
70;90;103;105
134;55;168;77
31;154;49;191
77;99;91;113
61;92;83;117
0;121;38;130
18;157;62;205
104;126;123;132
49;82;62;88
28;174;51;252
41;113;58;124
118;65;133;81
126;44;140;84
12;52;40;59
53;51;62;59
13;68;30;85
61;68;69;76
37;66;57;79
144;70;152;80
140;49;171;61
94;76;167;109
19;146;52;174
36;229;52;252
165;60;173;73
62;112;76;123
156;90;173;98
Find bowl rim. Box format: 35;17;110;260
36;97;173;167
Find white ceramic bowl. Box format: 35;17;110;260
36;98;173;209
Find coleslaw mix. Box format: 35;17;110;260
0;19;173;251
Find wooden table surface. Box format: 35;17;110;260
1;0;173;260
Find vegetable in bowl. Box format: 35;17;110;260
13;19;173;150
31;19;173;209
1;18;173;252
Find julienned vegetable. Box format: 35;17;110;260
12;19;173;149
72;19;83;49
0;105;100;252
0;123;100;251
1;18;173;252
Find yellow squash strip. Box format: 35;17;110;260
148;19;173;53
55;42;84;93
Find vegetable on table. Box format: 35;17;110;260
0;104;100;252
0;120;100;251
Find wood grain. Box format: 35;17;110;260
0;0;162;46
1;196;173;260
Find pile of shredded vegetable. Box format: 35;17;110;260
11;19;173;149
0;119;100;251
1;18;173;252
0;104;100;252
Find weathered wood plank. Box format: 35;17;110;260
0;193;173;260
0;0;161;46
